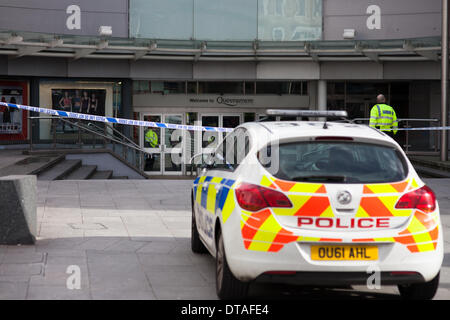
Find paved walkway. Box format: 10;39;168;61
0;179;449;300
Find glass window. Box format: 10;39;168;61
198;82;243;94
296;0;306;16
245;82;255;95
244;113;256;123
328;82;345;95
302;81;308;95
151;81;186;94
133;80;150;94
130;0;194;40
290;82;308;95
194;0;257;41
260;142;408;184
258;0;322;41
187;82;197;94
256;82;290;95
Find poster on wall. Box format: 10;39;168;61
51;89;106;133
0;81;28;141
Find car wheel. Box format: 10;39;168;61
216;231;248;300
191;200;208;254
398;272;440;300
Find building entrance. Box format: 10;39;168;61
141;112;242;175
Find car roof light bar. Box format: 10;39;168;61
266;109;348;118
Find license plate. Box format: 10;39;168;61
311;245;378;261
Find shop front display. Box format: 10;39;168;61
0;80;28;142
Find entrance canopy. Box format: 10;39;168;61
0;30;441;62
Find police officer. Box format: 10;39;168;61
144;128;159;171
369;94;398;139
145;128;159;148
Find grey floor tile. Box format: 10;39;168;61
90;288;156;300
87;251;150;292
1;252;44;264
151;285;217;300
27;286;91;300
0;263;43;276
0;281;28;299
145;270;209;287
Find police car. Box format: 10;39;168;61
190;110;443;300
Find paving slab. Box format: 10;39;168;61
0;281;28;299
0;179;448;300
87;251;150;292
27;286;91;300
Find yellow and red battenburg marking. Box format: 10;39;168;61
239;176;439;253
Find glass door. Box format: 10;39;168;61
222;114;242;139
163;114;183;175
200;114;242;154
142;114;162;174
201;115;220;155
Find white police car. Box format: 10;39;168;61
191;110;443;300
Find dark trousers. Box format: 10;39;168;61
384;131;395;139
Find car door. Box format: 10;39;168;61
196;128;250;250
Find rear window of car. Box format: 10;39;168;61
258;141;408;184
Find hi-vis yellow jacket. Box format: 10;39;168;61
369;104;398;135
145;129;158;148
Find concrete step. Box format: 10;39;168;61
0;155;64;178
111;176;129;179
65;165;97;180
37;159;82;181
90;170;113;180
414;165;450;178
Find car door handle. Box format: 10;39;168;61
215;184;222;194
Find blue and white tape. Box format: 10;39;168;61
0;101;233;133
2;101;450;132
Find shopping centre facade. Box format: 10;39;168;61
0;0;444;175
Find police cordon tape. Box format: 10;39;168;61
1;101;449;132
0;101;234;133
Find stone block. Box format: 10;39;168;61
0;175;37;244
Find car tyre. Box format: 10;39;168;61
191;201;208;254
398;272;440;300
216;231;249;300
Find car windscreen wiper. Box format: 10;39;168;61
291;175;347;182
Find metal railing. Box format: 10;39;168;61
28;115;148;174
353;118;441;155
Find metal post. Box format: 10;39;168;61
441;0;449;161
29;118;33;152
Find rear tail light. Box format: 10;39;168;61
235;183;292;212
395;185;436;213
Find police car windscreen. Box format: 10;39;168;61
259;142;408;184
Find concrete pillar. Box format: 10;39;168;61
318;80;327;111
121;79;133;139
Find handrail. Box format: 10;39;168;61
28;115;149;174
29;116;145;153
352;117;441;156
353;118;440;123
86;120;141;150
